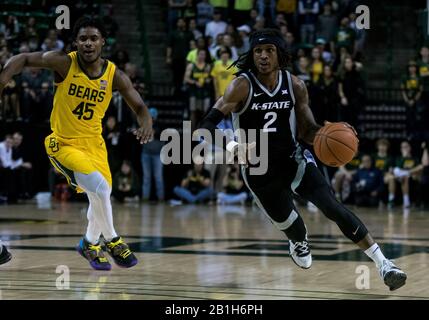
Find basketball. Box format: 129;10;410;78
314;122;359;167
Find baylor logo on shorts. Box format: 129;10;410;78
49;137;60;153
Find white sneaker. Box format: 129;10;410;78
393;167;410;178
289;239;312;269
379;259;407;291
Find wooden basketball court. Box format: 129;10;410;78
0;201;428;299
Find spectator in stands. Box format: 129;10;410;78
274;13;288;30
41;29;64;52
417;46;429;140
0;78;20;121
209;33;224;58
217;164;248;205
211;47;238;100
315;37;333;64
401;60;422;140
28;34;40;52
352;155;384;207
294;56;311;87
298;0;320;45
256;0;276;25
197;0;214;30
393;141;423;208
348;11;366;60
21;16;39;41
168;0;188;34
279;23;288;40
225;24;243;53
35;81;53;123
236;24;251;55
333;153;361;203
173;157;214;204
166;17;194;94
0;135;20;203
183;0;197;20
284;31;297;58
246;8;259;28
189;18;203;40
233;0;254;27
19;81;36;122
21;67;51;91
112;160;140;203
187;37;212;64
124;62;142;85
309;46;324;84
316;2;337;51
276;0;298;32
12;132;33;199
312;65;339;123
217;34;238;60
338;56;365;127
209;0;229;20
102;15;119;56
103;116;123;176
0;15;20;44
253;15;266;31
111;49;130;71
141;108;165;202
0;36;12;66
184;48;212;130
335;16;356;57
373;138;396;208
419;141;429;209
205;9;227;40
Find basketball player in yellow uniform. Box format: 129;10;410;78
0;17;153;270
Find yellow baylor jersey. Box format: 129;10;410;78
51;51;116;138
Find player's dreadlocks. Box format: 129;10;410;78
229;28;291;73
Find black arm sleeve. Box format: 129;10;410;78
196;108;231;150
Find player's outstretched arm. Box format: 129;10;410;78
113;68;153;144
0;51;70;95
292;74;322;145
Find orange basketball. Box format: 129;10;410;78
314;122;359;167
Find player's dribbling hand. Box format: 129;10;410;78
324;121;358;137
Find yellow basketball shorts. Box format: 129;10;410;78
44;133;112;193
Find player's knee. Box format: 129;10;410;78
75;171;110;198
95;176;111;199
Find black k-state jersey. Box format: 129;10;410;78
231;69;299;164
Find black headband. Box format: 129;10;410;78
249;35;285;51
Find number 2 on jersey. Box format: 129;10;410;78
263;112;277;132
72;102;95;120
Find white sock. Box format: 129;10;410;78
388;193;395;201
364;243;387;268
85;196;102;244
403;195;410;207
75;172;118;242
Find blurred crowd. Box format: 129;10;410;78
1;0;429;211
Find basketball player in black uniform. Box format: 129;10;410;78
0;240;12;265
197;29;406;291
